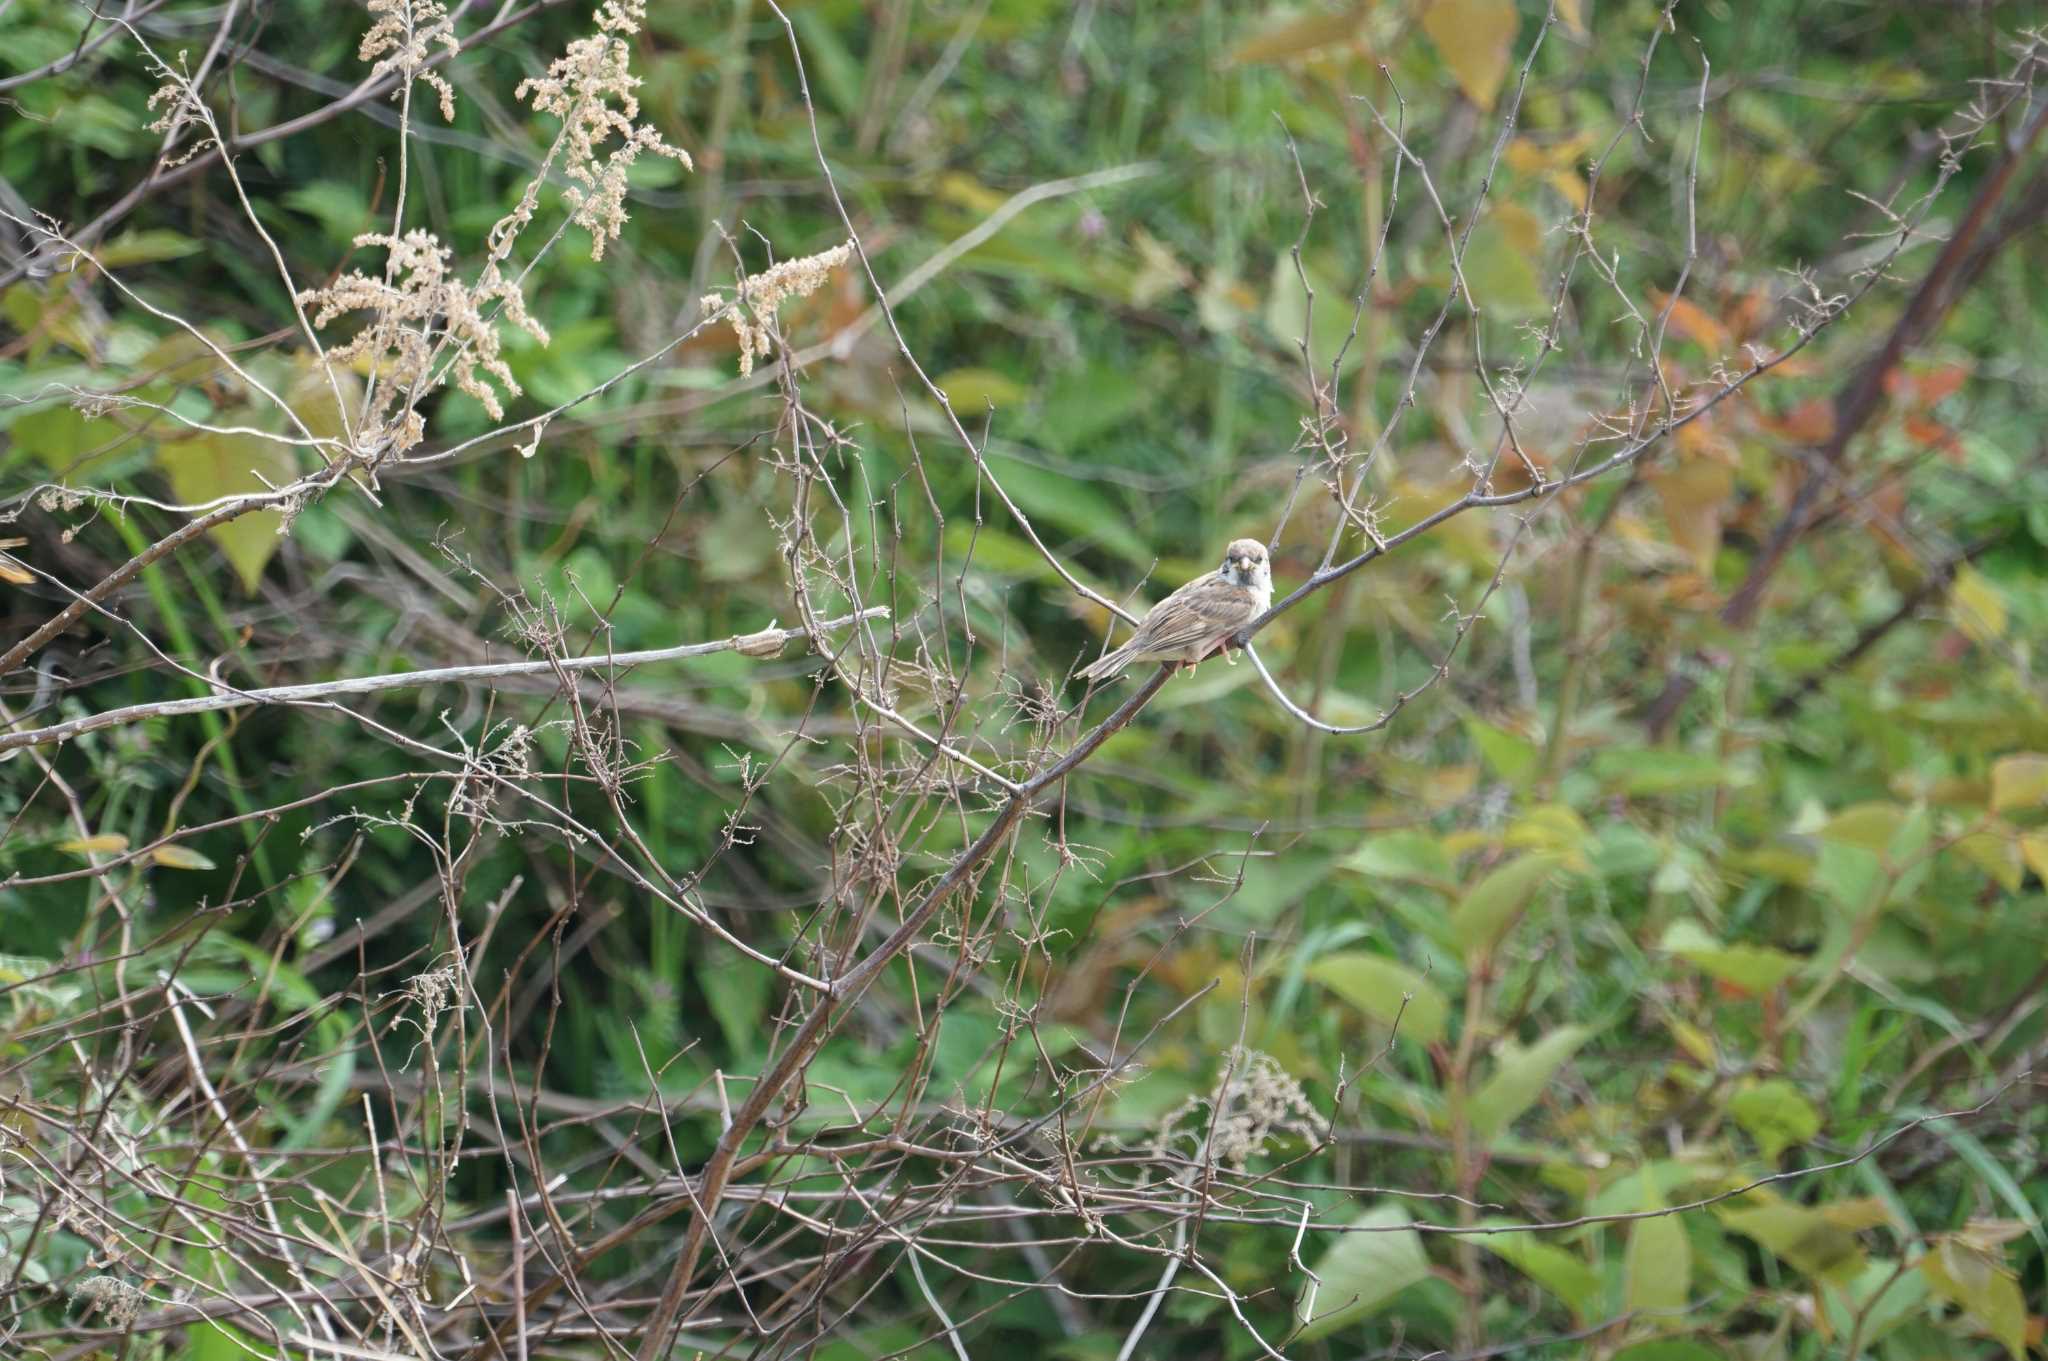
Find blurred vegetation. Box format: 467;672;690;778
2;0;2045;1358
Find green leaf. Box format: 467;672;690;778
1295;1204;1431;1341
1814;842;1884;913
1451;852;1561;961
1457;202;1546;313
1728;1078;1821;1161
1658;920;1805;994
1624;1170;1691;1316
1340;830;1454;888
698;950;770;1058
1591;747;1747;796
1306;952;1448;1045
96;230;203;267
1474;1222;1600;1320
1716;1193;1884;1281
981;453;1150;565
1920;1236;2027;1360
1610;1344;1723;1361
1818;1258;1928;1352
1466;715;1539;784
934;367;1030;410
155;431;295;593
9;403;132;472
284;182;375;246
1989;753;2048;813
1470;1024;1591;1141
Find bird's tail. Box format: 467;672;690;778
1076;644;1132;682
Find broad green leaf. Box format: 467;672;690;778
283;182;374;247
1624;1170;1691;1316
1340;829;1454;888
1470;1023;1591;1141
1421;0;1519;111
1989;753;2048;813
699;950;771;1058
980;454;1150;565
155;430;295;593
1728;1078;1821;1160
1818;802;1906;854
1451;852;1561;961
1658;920;1804;994
1504;803;1593;870
934;367;1029;410
1295;1204;1430;1341
1813;841;1884;913
96;229;202;267
1818;1258;1928;1352
1466;715;1538;784
1592;747;1748;796
1716;1193;1885;1281
1474;1223;1600;1320
1306;952;1448;1045
1920;1235;2026;1360
1457;202;1546;313
10;403;132;471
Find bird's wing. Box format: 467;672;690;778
1123;578;1255;656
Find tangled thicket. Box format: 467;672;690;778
1;3;2044;1360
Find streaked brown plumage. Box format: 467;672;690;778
1077;538;1273;681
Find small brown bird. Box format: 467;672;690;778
1077;538;1273;681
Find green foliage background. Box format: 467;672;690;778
1;0;2044;1357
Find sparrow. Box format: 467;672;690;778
1077;538;1273;681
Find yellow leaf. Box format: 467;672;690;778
1227;3;1371;66
1422;0;1520;111
1556;0;1585;35
1990;754;2048;813
58;834;129;855
0;556;32;586
149;845;218;871
2019;834;2048;883
154;430;295;595
1948;565;2007;643
289;359;365;446
1648;458;1733;575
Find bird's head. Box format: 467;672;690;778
1221;538;1271;590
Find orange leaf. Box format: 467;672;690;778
1903;413;1962;460
1915;363;1969;406
1648;289;1731;353
1770;397;1836;444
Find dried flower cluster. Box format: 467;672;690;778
1149;1048;1322;1172
516;0;692;261
360;0;462;122
700;241;855;376
70;1275;147;1328
297;229;547;449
